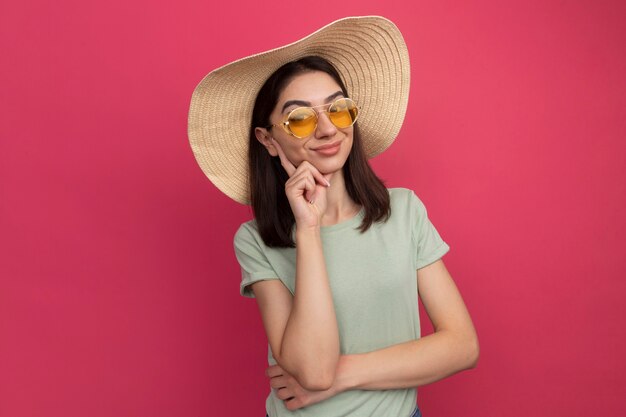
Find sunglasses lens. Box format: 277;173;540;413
329;98;358;128
287;107;317;138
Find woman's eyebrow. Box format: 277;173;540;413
325;91;345;102
280;91;345;113
281;100;309;113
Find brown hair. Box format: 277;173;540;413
249;56;390;248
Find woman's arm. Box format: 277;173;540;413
253;225;339;391
267;259;479;409
252;140;340;391
336;259;479;390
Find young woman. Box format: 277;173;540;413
188;16;479;417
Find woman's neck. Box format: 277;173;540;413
321;170;361;226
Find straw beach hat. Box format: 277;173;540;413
188;16;410;204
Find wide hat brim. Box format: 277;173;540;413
188;16;410;204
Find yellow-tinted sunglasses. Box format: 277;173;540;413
266;97;359;139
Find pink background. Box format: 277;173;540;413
1;1;625;416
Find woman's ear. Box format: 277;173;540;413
255;127;278;157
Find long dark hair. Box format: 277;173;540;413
249;56;390;248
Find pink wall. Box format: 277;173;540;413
1;1;625;416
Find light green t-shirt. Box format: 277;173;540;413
233;188;450;417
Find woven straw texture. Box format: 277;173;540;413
188;16;410;204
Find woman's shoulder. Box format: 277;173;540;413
387;187;421;205
386;187;430;219
233;219;262;247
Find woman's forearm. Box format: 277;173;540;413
335;329;479;392
279;226;340;390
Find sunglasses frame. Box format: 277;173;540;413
265;97;359;139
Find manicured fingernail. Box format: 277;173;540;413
325;179;331;187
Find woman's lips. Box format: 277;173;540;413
314;142;341;156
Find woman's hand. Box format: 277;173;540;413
266;364;339;411
272;139;332;229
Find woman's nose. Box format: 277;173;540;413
314;111;337;139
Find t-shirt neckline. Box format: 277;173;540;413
320;206;365;233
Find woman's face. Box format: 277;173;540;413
256;71;354;176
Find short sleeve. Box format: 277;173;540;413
410;192;451;269
233;222;280;298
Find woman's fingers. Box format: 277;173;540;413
285;163;328;203
269;375;287;389
271;138;296;177
271;138;331;220
277;388;294;401
296;160;330;188
314;168;331;188
266;365;283;378
323;171;334;186
267;368;293;400
284;162;327;204
289;174;316;203
272;139;330;188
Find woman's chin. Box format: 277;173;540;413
312;157;347;175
